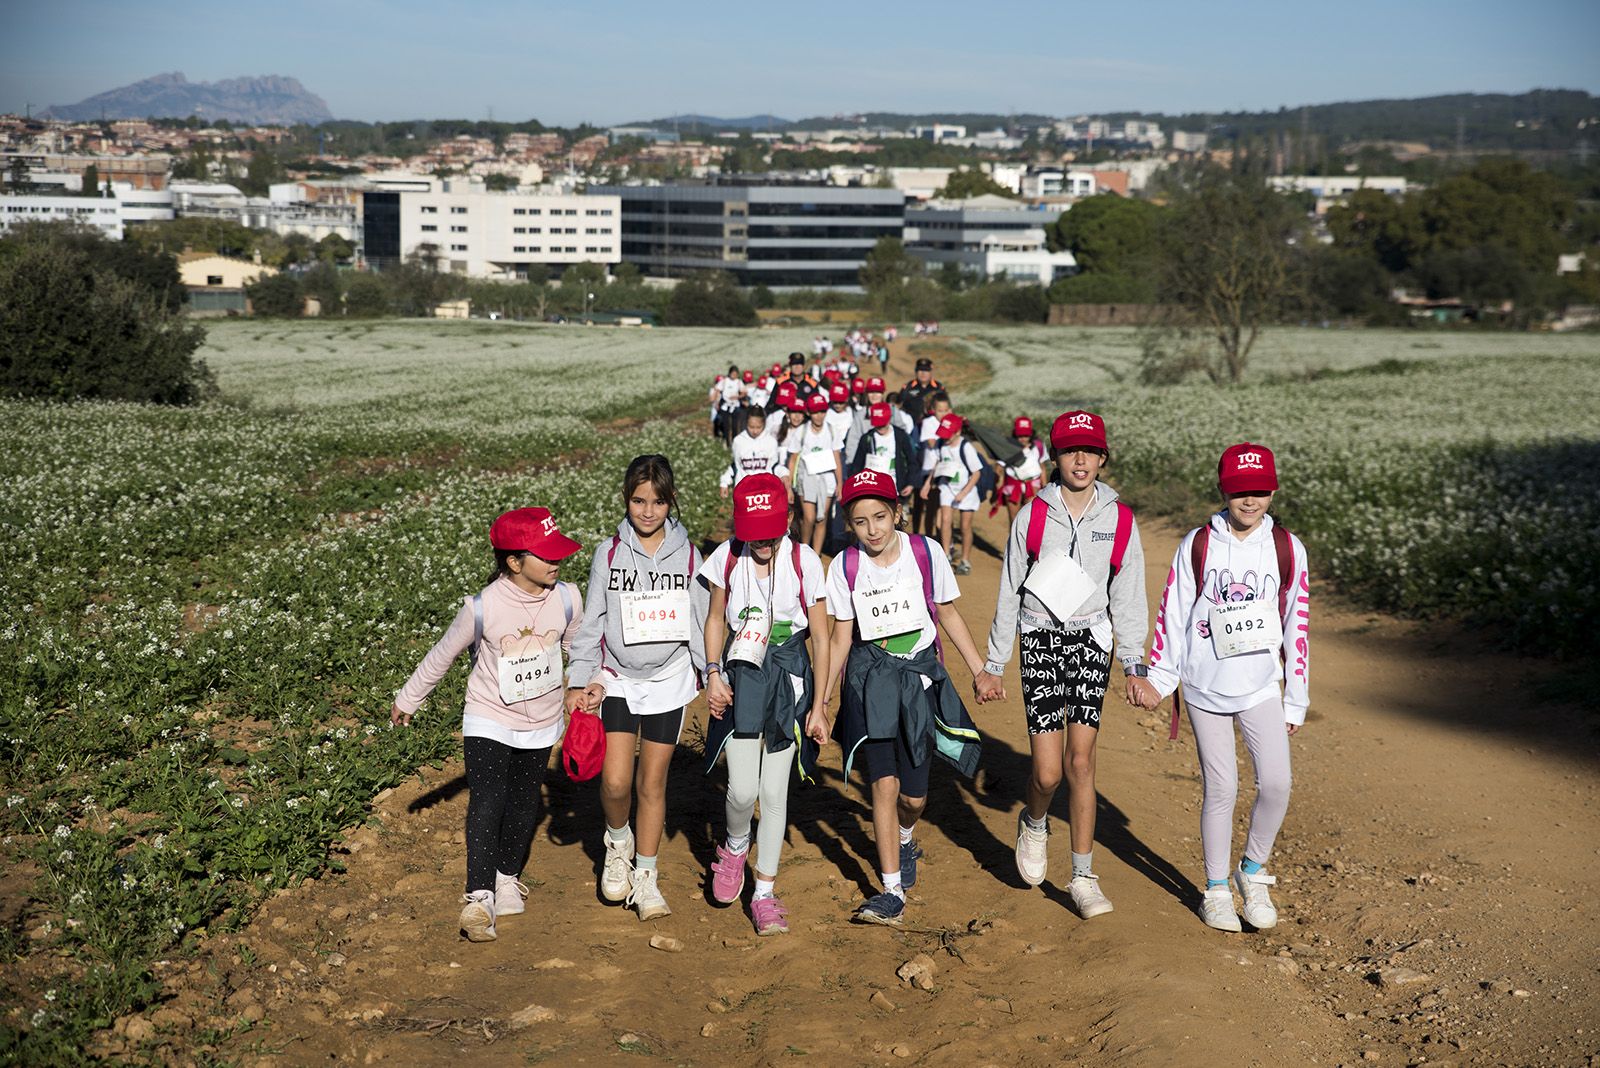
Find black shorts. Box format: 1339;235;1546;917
600;697;684;745
856;730;932;798
1020;628;1111;733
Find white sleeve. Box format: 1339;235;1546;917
924;536;960;602
697;542;731;589
824;556;854;619
798;545;826;608
1281;534;1311;725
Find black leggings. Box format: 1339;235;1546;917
463;737;552;893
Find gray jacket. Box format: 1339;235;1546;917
567;517;710;686
983;481;1148;674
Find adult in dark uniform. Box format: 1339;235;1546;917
900;357;942;426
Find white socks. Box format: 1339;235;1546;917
753;877;775;901
881;871;905;900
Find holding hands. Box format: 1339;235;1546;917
972;669;1007;705
706;671;734;719
804;703;831;745
1124;675;1160;710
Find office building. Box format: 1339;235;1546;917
590;180;906;288
903;195;1076;285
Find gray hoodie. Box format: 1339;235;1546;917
983;480;1148;675
567;517;710;687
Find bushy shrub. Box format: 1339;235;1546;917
0;224;211;403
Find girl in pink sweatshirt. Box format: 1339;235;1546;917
1146;444;1310;935
391;507;586;943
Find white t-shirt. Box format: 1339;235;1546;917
824;406;854;442
719;378;744;411
862;426;898;474
787;423;843;468
699;538;826;630
824;533;958;658
722;431;783;488
919;415;943;470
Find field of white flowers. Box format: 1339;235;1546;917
0;319;822;1060
949;327;1600;655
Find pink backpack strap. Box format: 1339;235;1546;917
907;534;944;663
843;543;860;591
723;539;742;588
1188;527;1209;606
1025;495;1048;563
1109;501;1134;578
606;533;620;567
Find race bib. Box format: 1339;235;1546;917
801;448;836;476
865;450;893;474
620;589;691;644
1022;552;1097;623
727;606;771;668
1209;600;1282;658
935;456;963;481
498;647;561;704
853;580;930;642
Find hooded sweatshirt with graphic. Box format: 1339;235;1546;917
983;480;1148;675
567;516;710;687
1146;512;1311;725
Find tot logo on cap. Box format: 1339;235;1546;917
868;402;892;428
829;383;849;403
806;392;828;413
1050;410;1107;453
1218;442;1278;495
935;413;965;440
733;472;791;541
488;507;581;560
840;469;898;505
1013;416;1033;437
866;376;885;392
742;370;753;383
851;378;866;394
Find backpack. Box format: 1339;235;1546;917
470;582;575;669
1168;521;1294;740
722;537;808;609
1024;495;1134;577
842;534;942;661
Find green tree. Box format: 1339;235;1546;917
1050;195;1163;274
1047;271;1156;304
316;233;354;264
485;173;520;191
662;272;757;327
1148;169;1307;383
39;224;186;312
5;156;34;193
246;272;304;317
859;237;923;318
343;273;390;317
0;224;211;403
935;169;1016;199
79;163;101;197
300;262;344;315
241;148;286;196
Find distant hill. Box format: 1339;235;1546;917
45;72;334;126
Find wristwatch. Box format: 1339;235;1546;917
1125;663;1149;678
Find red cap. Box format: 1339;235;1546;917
823;370;842;385
1050;410;1107;452
866;377;885;393
851;378;866;394
829;383;849;403
935;413;965;440
742;370;753;383
488;507;581;560
840;469;898;505
785;396;808;413
1218;443;1278;495
561;709;605;781
1013;416;1033;437
806;392;828;413
775;380;797;404
770;363;782;375
868;402;892;428
732;473;790;541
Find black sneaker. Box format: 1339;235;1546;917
899;839;923;889
854;891;906;927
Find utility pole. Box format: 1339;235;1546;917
1456;114;1466;156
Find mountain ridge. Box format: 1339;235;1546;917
45;72;334;126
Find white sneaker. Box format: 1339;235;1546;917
626;866;672;922
1232;866;1278;929
1014;812;1048;886
1199;887;1242;932
459;890;497;942
495;872;529;917
1068;873;1114;918
600;828;635;902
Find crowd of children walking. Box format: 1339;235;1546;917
393;340;1311;945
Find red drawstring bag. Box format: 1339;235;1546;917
562;709;606;781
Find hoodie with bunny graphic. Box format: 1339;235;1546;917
1146;512;1310;725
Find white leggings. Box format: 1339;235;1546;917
1188;695;1292;883
724;736;796;878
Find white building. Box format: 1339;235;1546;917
886;166;956;201
1267;175;1413;214
1091;158;1167;193
904;195;1077;285
911;124;967;142
1019;169;1096;199
0;192;126;239
1171;130;1209;153
376;177;621;279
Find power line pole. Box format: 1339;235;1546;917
1456;114;1465;157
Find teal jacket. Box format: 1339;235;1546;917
703;631;818;783
835;641;981;780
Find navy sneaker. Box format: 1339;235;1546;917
899;840;923;889
854;891;905;927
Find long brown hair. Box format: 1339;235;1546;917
623;453;678;517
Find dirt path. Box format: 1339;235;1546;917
140;341;1598;1068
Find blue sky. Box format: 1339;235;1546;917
4;0;1597;124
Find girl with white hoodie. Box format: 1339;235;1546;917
1145;442;1310;933
568;454;711;921
391;507;586;943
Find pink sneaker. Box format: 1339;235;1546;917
709;843;747;904
751;895;789;936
